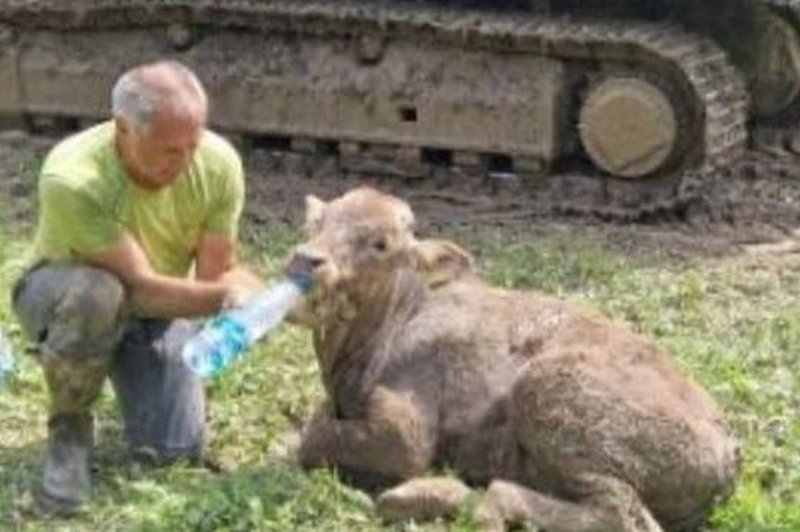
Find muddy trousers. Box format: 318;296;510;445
12;262;206;461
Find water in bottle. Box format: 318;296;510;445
182;274;311;378
0;328;15;387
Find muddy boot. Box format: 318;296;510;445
35;413;94;517
12;264;126;515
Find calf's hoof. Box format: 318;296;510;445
473;496;506;532
376;476;472;522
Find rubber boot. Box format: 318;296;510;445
111;319;205;465
35;413;94;517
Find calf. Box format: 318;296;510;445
287;187;739;531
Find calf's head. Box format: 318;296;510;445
286;187;473;327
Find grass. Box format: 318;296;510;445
1;189;799;530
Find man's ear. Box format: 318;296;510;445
413;239;474;286
114;115;131;138
305;195;327;234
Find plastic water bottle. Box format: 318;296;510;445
0;328;15;387
182;273;313;378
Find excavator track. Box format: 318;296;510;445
754;0;800;152
0;1;750;218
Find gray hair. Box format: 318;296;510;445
111;60;208;131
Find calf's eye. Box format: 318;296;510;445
373;238;388;253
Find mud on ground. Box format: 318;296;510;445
241;144;800;264
3;129;800;264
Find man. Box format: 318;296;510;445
11;60;262;516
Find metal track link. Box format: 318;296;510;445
0;0;750;218
749;0;800;177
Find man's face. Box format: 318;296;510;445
119;103;204;189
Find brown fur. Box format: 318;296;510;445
289;187;739;531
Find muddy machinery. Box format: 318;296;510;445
1;1;800;216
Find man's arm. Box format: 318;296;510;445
191;137;262;304
195;232;265;306
84;234;231;318
195;232;235;281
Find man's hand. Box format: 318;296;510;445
219;267;266;308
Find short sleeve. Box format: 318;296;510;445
38;176;123;256
204;145;245;239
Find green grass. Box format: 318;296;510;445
1;200;799;530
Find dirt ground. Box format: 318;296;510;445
3;128;800;263
240;144;800;263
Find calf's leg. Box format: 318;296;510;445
474;474;663;532
375;476;473;522
298;386;435;485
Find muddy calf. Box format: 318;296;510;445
287;187;739;531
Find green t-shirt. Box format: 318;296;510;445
32;121;245;277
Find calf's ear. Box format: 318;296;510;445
413;239;474;286
305;195;327;234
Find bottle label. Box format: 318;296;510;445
207;315;250;374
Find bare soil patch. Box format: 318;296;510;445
241;146;800;262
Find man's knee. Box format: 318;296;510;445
13;263;127;360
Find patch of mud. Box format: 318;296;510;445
242;146;800;263
3;130;800;265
